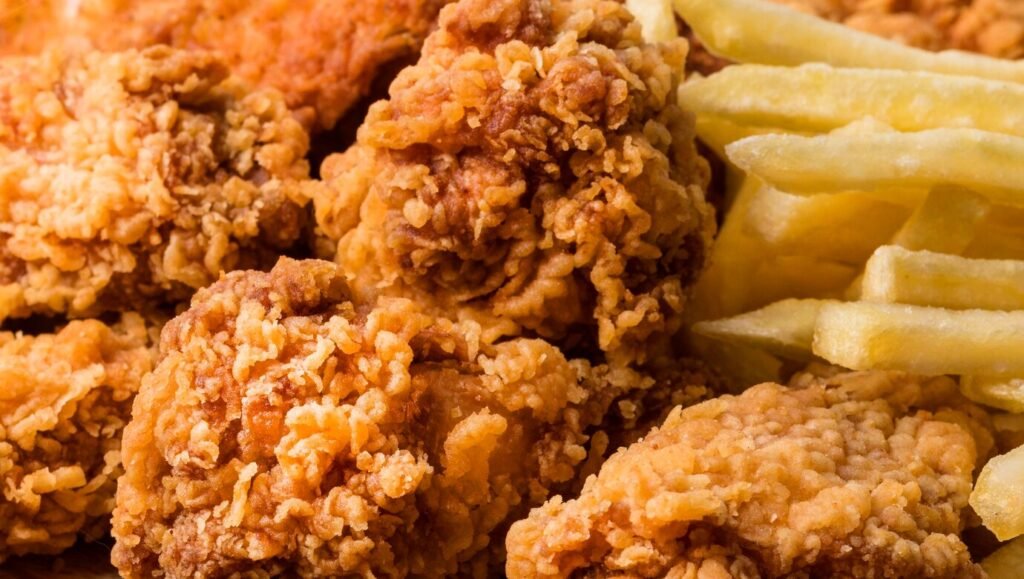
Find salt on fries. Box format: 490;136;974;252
674;0;1024;544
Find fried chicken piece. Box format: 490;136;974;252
0;47;314;321
315;0;715;367
0;313;157;561
506;370;995;578
109;257;703;578
0;0;454;130
771;0;1024;58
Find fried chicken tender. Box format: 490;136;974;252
506;369;995;578
0;0;454;130
315;0;715;366
110;257;698;578
0;313;157;561
0;46;313;321
772;0;1024;58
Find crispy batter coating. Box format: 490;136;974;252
316;0;715;366
0;313;157;561
0;46;314;321
772;0;1024;58
506;370;994;578
0;0;454;130
109;258;701;578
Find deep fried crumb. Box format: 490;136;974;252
0;0;454;130
316;0;715;366
0;314;157;561
0;47;314;320
506;370;993;578
110;257;683;578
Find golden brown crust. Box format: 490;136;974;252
0;314;157;561
316;0;715;367
110;257;689;578
506;370;992;578
0;47;314;320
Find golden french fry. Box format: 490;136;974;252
971;444;1024;541
726;129;1024;206
695;116;784;159
673;0;1024;82
689;335;784;393
745;186;908;263
679;64;1024;137
891;186;989;254
626;0;677;43
983;536;1024;579
863;246;1024;310
812;302;1024;375
693;298;834;360
960;376;1024;413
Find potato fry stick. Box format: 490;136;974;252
679;64;1024;136
626;0;677;43
971;444;1024;541
863;246;1024;310
726;129;1024;206
960;376;1024;414
673;0;1024;82
812;302;1024;375
892;186;989;254
692;298;835;360
982;536;1024;579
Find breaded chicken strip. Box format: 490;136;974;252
0;313;157;561
772;0;1024;58
315;0;715;366
0;0;454;130
506;369;994;578
111;258;706;578
0;47;313;321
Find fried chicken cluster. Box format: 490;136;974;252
506;369;995;578
0;314;156;561
316;0;715;366
1;0;455;130
109;258;707;577
0;46;313;321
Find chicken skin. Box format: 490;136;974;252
110;258;707;578
0;314;157;561
506;369;994;578
0;47;313;321
315;0;715;367
0;0;454;130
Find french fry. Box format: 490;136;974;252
726;129;1024;206
673;0;1024;83
812;302;1024;375
971;444;1024;541
960;375;1024;413
863;246;1024;310
626;0;677;43
983;536;1024;579
891;186;989;254
689;335;784;393
744;187;908;263
692;298;834;361
679;64;1024;137
695;116;785;159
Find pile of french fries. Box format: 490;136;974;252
663;0;1024;572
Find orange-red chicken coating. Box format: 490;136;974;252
506;369;994;578
0;47;314;321
0;314;157;561
110;258;708;578
315;0;715;367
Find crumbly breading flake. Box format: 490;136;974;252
506;370;993;578
316;0;715;366
0;46;315;320
0;313;157;561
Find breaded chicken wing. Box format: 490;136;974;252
110;258;706;578
315;0;715;366
0;0;454;130
506;369;995;578
0;47;313;321
0;313;157;561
